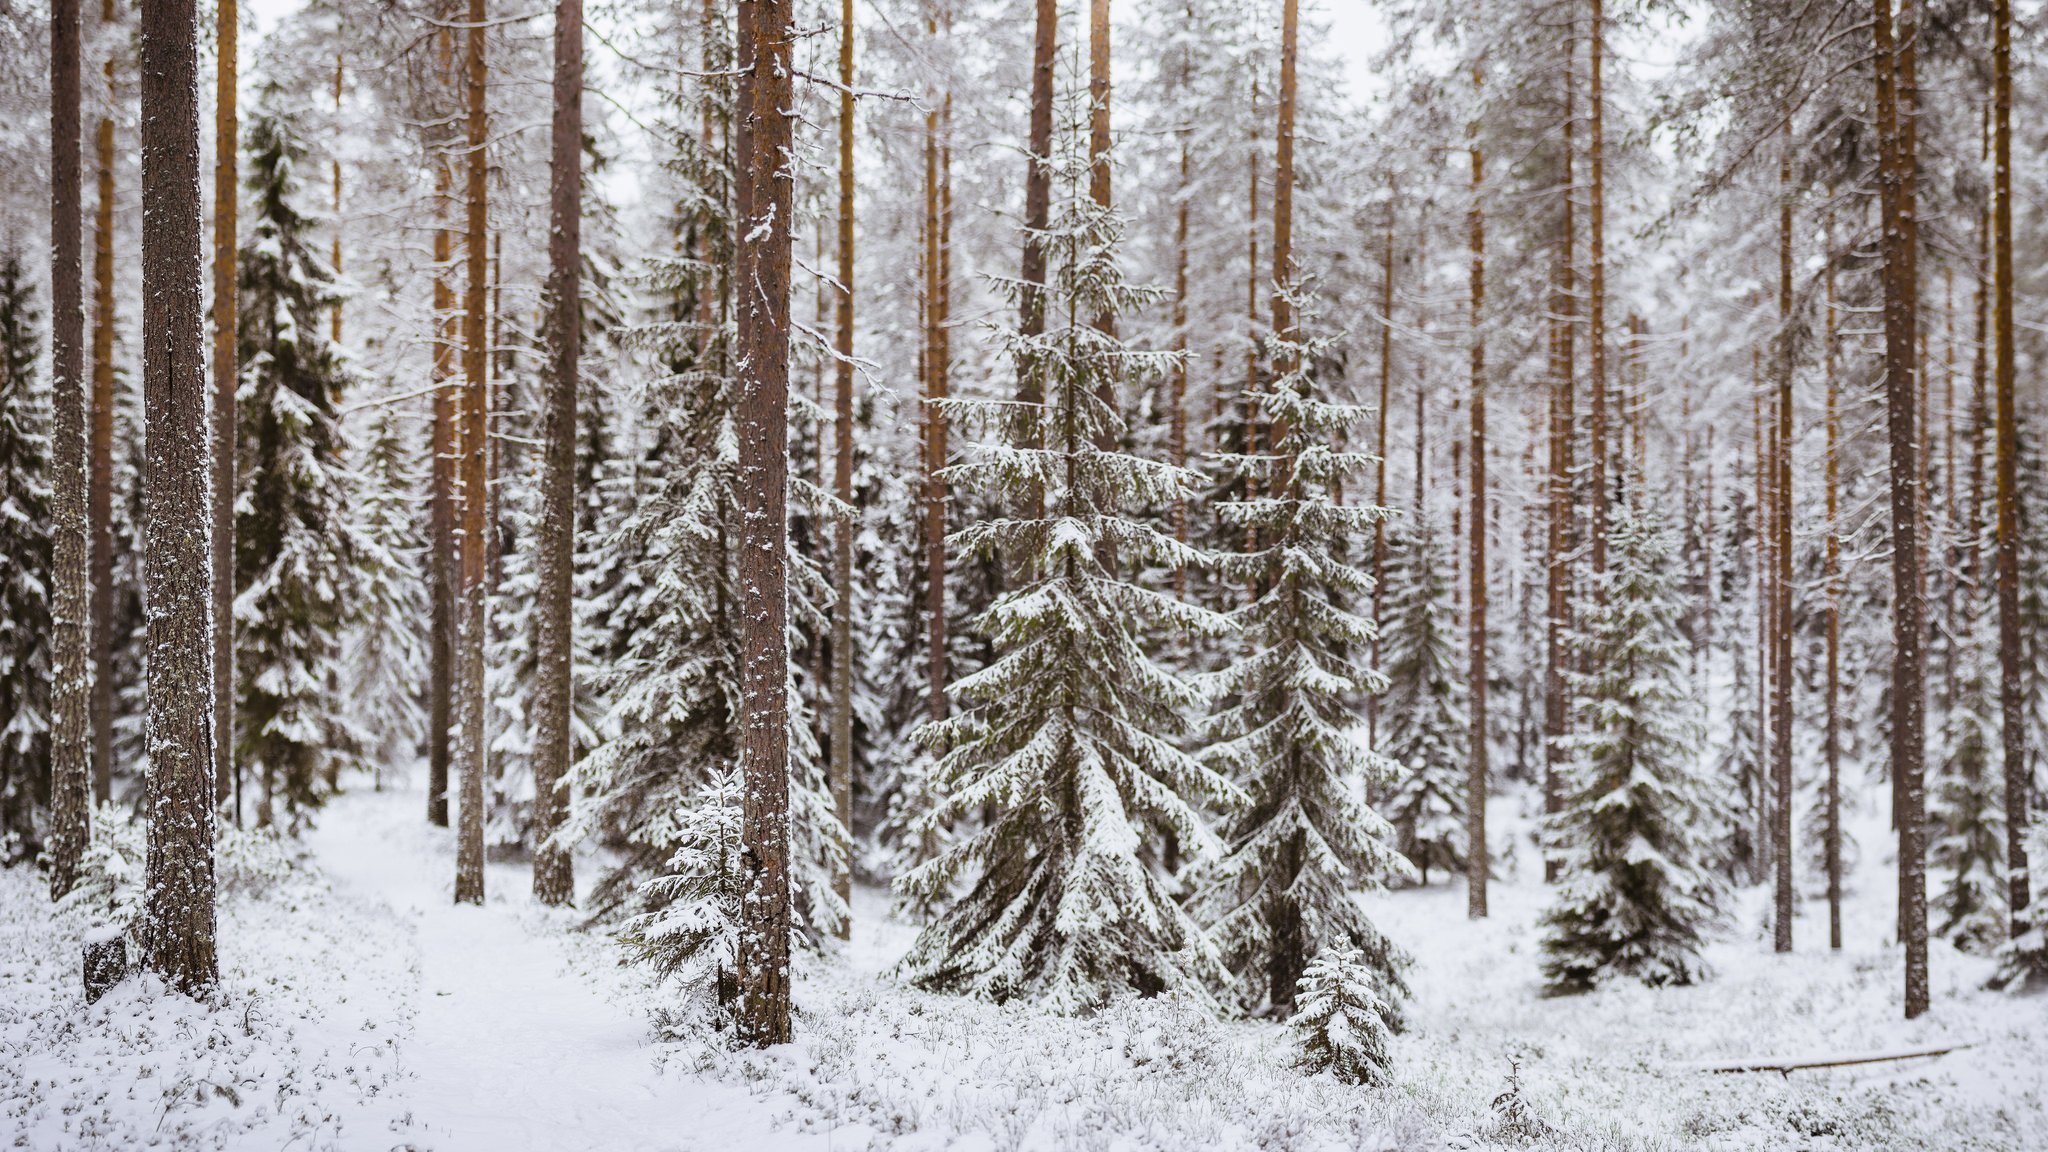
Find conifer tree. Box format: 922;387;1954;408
1194;284;1411;1014
0;252;51;862
344;405;426;784
1931;632;2004;954
1542;506;1725;993
233;106;364;825
1378;514;1469;886
895;87;1235;1012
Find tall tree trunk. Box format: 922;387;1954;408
1242;72;1259;539
426;29;455;829
1270;0;1296;367
1753;366;1771;882
89;89;114;806
211;0;237;821
921;7;948;725
452;0;488;906
828;0;855;935
1467;85;1489;921
1587;0;1609;575
138;0;218;995
530;0;581;908
1824;208;1843;951
330;52;342;344
1169;51;1189;600
1086;0;1118;475
1545;20;1577;883
46;0;92;901
1992;0;2029;933
1871;0;1928;1019
1772;129;1795;953
734;0;795;1049
1371;217;1393;743
1016;0;1055;523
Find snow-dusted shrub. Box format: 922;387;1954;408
1486;1061;1554;1144
618;770;744;1013
215;824;301;898
55;803;145;931
1290;948;1394;1086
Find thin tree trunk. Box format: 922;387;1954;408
733;0;795;1049
138;0;218;995
1170;54;1189;600
89;92;114;806
1242;72;1259;541
1871;0;1928;1019
330;52;342;344
922;7;948;725
1467;82;1489;921
1773;128;1795;954
425;29;455;829
530;0;580;907
452;0;488;906
46;0;92;901
1824;208;1843;951
211;0;237;820
1587;0;1609;575
1371;217;1393;743
1545;20;1577;882
828;0;855;935
1016;0;1055;523
1753;366;1771;883
1270;0;1297;370
1992;0;2029;932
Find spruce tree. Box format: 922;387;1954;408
233;105;365;825
894;91;1235;1012
344;405;427;787
0;250;51;863
1377;514;1470;887
1194;284;1411;1015
1932;632;2005;954
1542;506;1726;993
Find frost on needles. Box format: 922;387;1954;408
892;110;1236;1014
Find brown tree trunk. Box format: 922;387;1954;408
89;93;114;806
1871;0;1928;1019
1545;22;1577;882
1466;82;1488;921
1269;0;1296;366
46;0;93;901
1992;0;2029;933
1242;72;1260;541
1170;55;1189;600
828;0;855;935
1370;217;1393;744
330;52;342;344
138;0;219;995
1824;208;1843;951
1016;0;1055;524
211;0;237;821
452;0;488;907
921;8;948;725
1773;129;1795;953
426;25;455;829
733;0;795;1049
1587;0;1609;575
530;0;581;907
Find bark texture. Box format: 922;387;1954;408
139;0;219;995
452;0;489;906
829;0;856;931
211;0;237;819
1466;91;1489;921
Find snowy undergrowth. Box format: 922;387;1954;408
0;819;419;1150
620;792;2042;1152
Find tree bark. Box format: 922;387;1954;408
734;0;794;1048
1587;0;1609;576
1371;217;1393;743
1016;0;1055;523
1466;78;1489;921
89;95;114;806
1772;129;1794;954
922;6;948;726
1823;208;1842;951
426;27;455;829
1270;0;1296;366
1545;21;1577;883
1169;48;1189;600
211;0;237;821
330;52;342;344
139;0;219;995
46;0;92;901
1992;0;2029;935
452;0;489;907
828;0;855;935
1871;0;1928;1019
531;0;580;907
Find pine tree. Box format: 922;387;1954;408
1377;514;1469;887
233;105;364;826
1194;284;1411;1015
894;86;1235;1013
0;251;52;863
1542;506;1726;993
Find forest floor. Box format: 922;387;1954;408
3;779;2042;1151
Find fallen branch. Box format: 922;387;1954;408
1690;1042;1977;1076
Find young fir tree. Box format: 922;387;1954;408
568;61;844;947
0;250;51;863
1377;514;1470;887
342;405;426;787
233;105;365;825
1290;947;1394;1086
1542;506;1726;993
1194;285;1411;1016
893;90;1236;1012
1932;627;2006;954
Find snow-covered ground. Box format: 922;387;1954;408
4;779;2041;1150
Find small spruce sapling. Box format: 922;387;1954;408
1290;948;1393;1086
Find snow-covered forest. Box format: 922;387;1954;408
1;0;2046;1144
